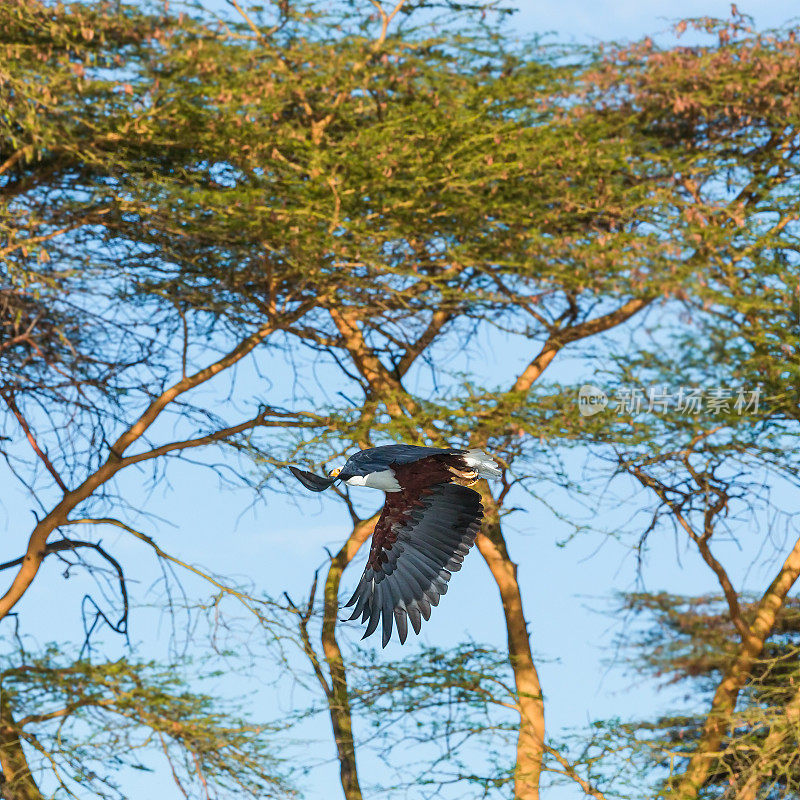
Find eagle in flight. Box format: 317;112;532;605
289;445;501;647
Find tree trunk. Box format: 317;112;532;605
0;693;44;800
320;516;376;800
476;489;544;800
669;532;800;799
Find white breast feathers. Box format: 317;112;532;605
344;470;402;492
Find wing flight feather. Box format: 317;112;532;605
344;480;483;647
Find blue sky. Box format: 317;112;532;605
512;0;798;41
2;2;799;799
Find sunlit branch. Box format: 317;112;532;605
109;322;279;459
369;0;409;47
118;409;329;467
396;309;452;377
544;745;610;800
226;0;263;40
512;297;653;393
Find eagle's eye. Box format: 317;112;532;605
328;467;342;478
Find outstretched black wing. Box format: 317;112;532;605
340;444;461;479
344;482;483;647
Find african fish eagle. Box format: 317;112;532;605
289;445;501;647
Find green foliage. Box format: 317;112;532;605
5;1;800;799
622;593;800;687
348;643;517;796
0;644;292;799
0;0;705;463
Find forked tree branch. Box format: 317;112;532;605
0;311;319;622
396;309;452;377
512;297;653;392
109;321;279;459
369;0;408;47
544;745;610;800
626;463;749;642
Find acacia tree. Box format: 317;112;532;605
2;0;657;792
4;1;666;795
617;593;800;798
578;17;800;795
0;645;291;800
4;2;800;800
600;418;798;797
270;13;800;800
1;0;610;794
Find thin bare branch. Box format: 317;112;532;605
1;390;68;493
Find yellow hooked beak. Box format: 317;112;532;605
328;467;342;478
